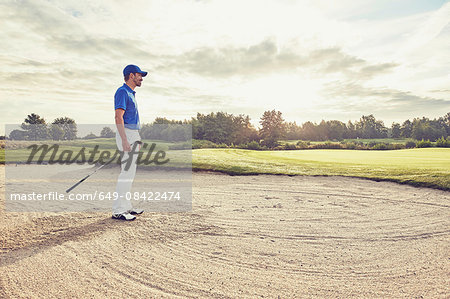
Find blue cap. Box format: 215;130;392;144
123;64;148;77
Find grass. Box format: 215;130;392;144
192;148;450;190
343;138;414;144
1;139;449;190
282;138;415;145
1;138;178;150
0;139;190;169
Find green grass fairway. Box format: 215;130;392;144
0;139;190;169
192;148;450;190
2;141;449;190
0;139;181;163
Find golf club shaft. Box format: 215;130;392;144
65;159;113;193
65;141;142;193
65;175;90;193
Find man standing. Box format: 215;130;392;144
112;64;147;221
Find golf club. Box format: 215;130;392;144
65;141;142;193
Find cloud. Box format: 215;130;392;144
358;63;398;78
160;39;398;80
0;0;152;65
160;39;282;77
0;55;46;68
430;89;450;93
323;81;450;113
49;36;153;61
399;2;450;54
1;0;83;38
0;0;448;133
310;48;365;72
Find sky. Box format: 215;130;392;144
0;0;449;134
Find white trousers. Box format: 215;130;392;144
113;128;141;214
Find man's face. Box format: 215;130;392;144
131;73;143;87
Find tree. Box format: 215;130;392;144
326;120;347;141
100;127;115;138
49;124;65;140
259;110;286;147
140;117;192;142
163;125;191;142
84;132;97;139
285;122;302;140
209;112;234;144
189;112;256;145
316;120;328;141
439;112;450;136
300;121;317;141
9;129;27;140
400;119;412;138
192;112;234;144
444;112;450;124
411;117;446;141
346;121;356;139
231;114;258;144
21;113;48;140
52;117;77;140
391;122;401;138
355;115;387;138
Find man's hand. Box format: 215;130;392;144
122;140;131;152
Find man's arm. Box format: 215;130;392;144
115;109;131;152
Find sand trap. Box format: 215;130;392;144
0;166;449;298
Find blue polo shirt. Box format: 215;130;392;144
114;83;140;130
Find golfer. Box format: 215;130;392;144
112;64;147;221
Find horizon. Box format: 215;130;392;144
4;109;449;139
1;0;449;135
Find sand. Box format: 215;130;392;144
0;165;449;298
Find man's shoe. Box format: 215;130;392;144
112;212;136;221
129;208;144;215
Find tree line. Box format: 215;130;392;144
189;111;450;147
7;112;450;147
9;114;78;141
285;114;450;143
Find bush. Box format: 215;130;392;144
436;137;450;148
283;143;298;150
296;140;310;149
246;141;261;150
341;140;367;150
368;141;378;147
392;143;406;150
405;141;416;149
310;142;343;149
217;143;228;148
168;142;192;150
236;141;262;150
83;133;97;139
371;143;389;150
261;140;281;148
272;143;300;150
192;139;221;149
273;145;285;150
416;139;432;148
344;142;357;149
